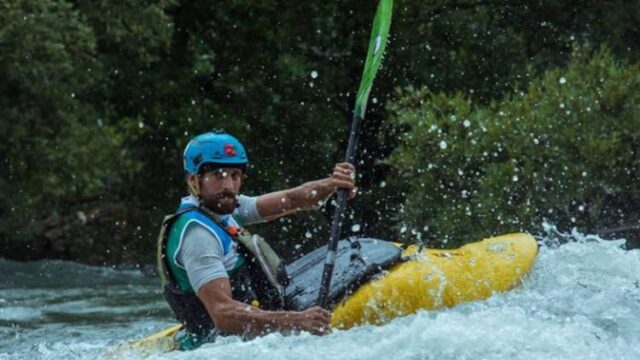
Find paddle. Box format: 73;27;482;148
317;0;393;309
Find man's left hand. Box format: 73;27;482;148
328;162;357;200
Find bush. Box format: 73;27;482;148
383;47;640;247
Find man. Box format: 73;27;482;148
158;130;357;349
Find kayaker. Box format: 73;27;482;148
157;130;357;349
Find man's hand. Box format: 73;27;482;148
198;278;332;337
292;162;357;209
328;162;357;200
290;306;332;335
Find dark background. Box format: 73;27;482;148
1;0;638;265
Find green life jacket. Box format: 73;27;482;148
157;205;290;348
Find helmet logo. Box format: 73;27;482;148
224;143;237;157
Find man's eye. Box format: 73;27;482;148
214;171;225;179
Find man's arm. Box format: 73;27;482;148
198;278;331;336
256;162;356;221
180;224;330;336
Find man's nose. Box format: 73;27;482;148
219;175;235;189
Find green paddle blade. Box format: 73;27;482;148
354;0;393;118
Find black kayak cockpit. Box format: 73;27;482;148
284;238;403;310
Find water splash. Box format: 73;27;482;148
2;230;639;360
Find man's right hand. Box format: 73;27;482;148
292;306;332;335
199;278;333;336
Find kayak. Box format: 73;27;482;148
114;233;537;355
333;232;537;328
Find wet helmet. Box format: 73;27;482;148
183;131;248;175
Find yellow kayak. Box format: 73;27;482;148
119;233;537;354
333;232;537;328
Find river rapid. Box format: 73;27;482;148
2;229;639;360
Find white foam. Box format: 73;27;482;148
3;230;640;360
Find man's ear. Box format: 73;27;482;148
187;174;200;196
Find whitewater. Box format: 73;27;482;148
2;229;639;360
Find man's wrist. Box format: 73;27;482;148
290;180;330;211
264;310;299;333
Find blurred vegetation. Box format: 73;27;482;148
0;0;638;264
384;47;640;247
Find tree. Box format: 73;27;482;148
384;47;640;247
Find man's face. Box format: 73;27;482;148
197;167;243;214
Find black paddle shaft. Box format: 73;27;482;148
317;114;363;309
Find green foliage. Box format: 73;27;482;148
1;0;639;263
0;0;168;261
389;1;640;103
384;47;640;247
0;1;123;232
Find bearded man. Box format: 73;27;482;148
158;131;356;349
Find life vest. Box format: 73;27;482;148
157;205;290;337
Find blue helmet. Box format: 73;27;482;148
183;131;248;175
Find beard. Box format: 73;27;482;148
201;191;238;215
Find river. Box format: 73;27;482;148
2;228;639;359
